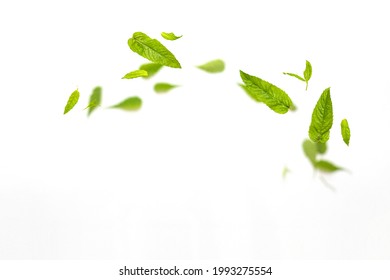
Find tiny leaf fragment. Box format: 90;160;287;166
64;89;80;114
161;32;182;41
122;69;148;79
139;63;163;78
87;86;102;116
197;59;225;73
341;119;351;146
154;83;179;93
128;32;181;68
240;70;293;114
309;87;333;143
110;96;142;111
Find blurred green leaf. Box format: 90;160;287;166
139;63;163;79
302;139;317;165
161;32;182;40
87;86;102;116
316;142;327;154
110;97;142;111
197;59;225;73
154;83;178;93
315;160;343;173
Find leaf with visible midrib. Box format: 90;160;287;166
341;119;351;146
128;32;181;68
240;70;293;114
139;63;163;78
122;70;148;79
315;160;343;172
154;83;178;93
64;89;80;114
239;83;262;102
110;97;142;111
87;86;102;116
309;87;333;143
197;59;225;73
161;32;182;41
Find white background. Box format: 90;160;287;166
0;0;389;259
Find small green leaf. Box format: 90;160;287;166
309;87;333;143
128;32;181;68
315;160;343;173
64;89;80;114
154;83;179;93
110;97;142;111
139;63;163;79
316;142;327;154
282;166;290;179
304;60;312;90
122;70;148;79
302;139;317;165
283;72;305;81
197;59;225;73
341;119;351;146
161;32;182;41
240;70;293;114
87;86;102;116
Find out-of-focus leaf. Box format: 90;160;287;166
197;59;225;73
139;63;163;79
315;160;343;173
302;139;317;165
110;97;142;111
154;83;178;93
87;86;102;116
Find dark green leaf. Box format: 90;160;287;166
341;119;351;146
161;32;182;41
110;96;142;111
197;59;225;73
309;87;333;143
122;69;148;79
64;89;80;114
154;83;178;93
87;86;102;116
240;70;293;114
128;32;181;68
315;160;343;173
139;63;163;78
302;139;317;165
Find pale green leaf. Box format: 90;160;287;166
139;63;163;79
341;119;351;146
240;70;293;114
282;166;290;179
304;60;312;84
161;32;182;41
64;89;80;114
110;96;142;111
315;160;343;173
122;69;148;79
309;87;333;143
87;86;102;116
197;59;225;73
128;32;181;68
302;139;317;165
154;83;179;93
316;142;327;154
283;72;305;81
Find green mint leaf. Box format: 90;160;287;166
302;139;317;165
87;86;102;116
315;160;343;173
304;60;312;90
64;89;80;114
283;72;305;81
309;87;333;143
122;69;148;79
110;96;142;111
154;83;179;93
161;32;182;41
240;70;293;114
128;32;181;68
341;119;351;146
197;59;225;73
239;83;262;102
139;63;163;79
316;142;327;154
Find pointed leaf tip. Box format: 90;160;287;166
64;89;80;114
